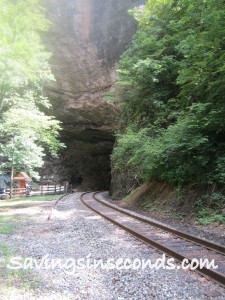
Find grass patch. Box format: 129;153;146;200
141;200;153;210
194;194;225;225
7;194;65;203
197;208;225;225
0;216;16;234
149;207;161;212
167;211;186;220
122;195;130;202
0;242;39;291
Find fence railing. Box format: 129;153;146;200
5;184;68;197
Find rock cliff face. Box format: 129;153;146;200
42;0;145;190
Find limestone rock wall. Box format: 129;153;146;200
42;0;145;190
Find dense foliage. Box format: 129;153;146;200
0;0;64;179
112;0;225;188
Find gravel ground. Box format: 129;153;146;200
0;192;224;299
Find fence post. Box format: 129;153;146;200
41;185;43;195
64;183;67;194
9;188;13;199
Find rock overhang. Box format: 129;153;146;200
42;0;146;190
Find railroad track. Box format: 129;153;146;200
80;192;225;287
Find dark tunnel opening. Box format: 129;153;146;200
69;175;83;186
62;130;114;191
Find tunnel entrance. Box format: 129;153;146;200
62;129;114;191
69;175;83;186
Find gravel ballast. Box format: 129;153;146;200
99;192;225;247
0;193;224;299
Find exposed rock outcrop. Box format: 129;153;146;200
42;0;145;189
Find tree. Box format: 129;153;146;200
0;0;53;112
113;0;225;189
0;106;64;195
0;0;64;195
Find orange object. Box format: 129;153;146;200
13;172;32;189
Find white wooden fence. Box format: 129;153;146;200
5;184;68;198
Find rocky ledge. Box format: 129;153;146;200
41;0;145;189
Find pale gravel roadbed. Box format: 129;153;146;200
0;193;224;299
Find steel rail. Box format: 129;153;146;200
80;192;225;287
93;192;225;255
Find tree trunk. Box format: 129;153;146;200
10;165;14;199
9;137;15;199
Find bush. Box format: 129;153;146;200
112;0;225;204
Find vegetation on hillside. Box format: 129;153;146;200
0;0;64;180
112;0;225;195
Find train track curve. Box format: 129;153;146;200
80;192;225;287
